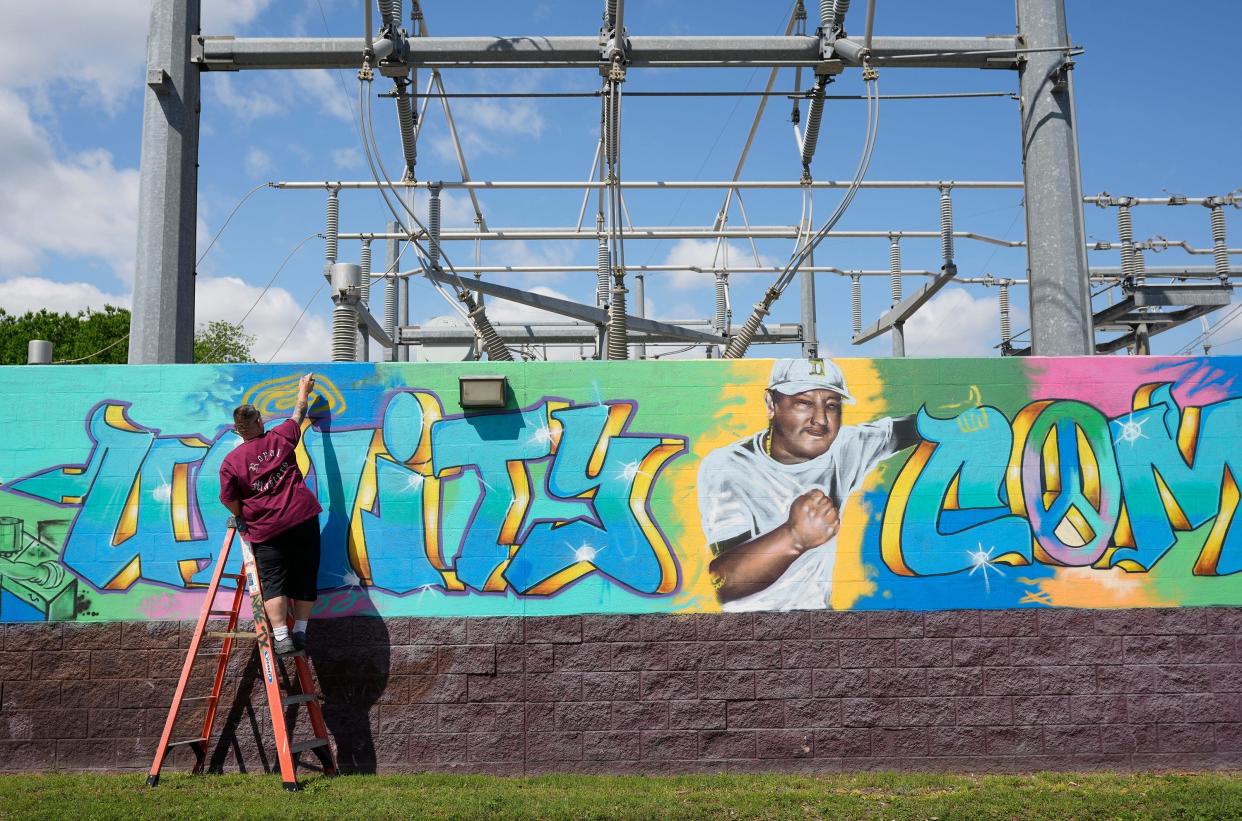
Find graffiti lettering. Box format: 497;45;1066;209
881;383;1242;578
7;392;687;600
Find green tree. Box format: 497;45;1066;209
0;305;131;364
193;320;256;363
0;307;256;364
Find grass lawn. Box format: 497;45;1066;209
2;771;1242;820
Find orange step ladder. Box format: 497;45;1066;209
148;521;336;791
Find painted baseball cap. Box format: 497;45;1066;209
767;358;855;403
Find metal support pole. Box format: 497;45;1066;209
357;238;372;362
938;186;955;268
1016;0;1093;355
130;0;200;364
850;274;862;336
1115;198;1136;286
1209;200;1231;285
400;273;410;361
800;254;818;358
999;281;1012;352
323;187;340;279
383;220;400;361
634;273;646;359
889;234;904;356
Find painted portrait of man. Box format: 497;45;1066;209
697;358;919;611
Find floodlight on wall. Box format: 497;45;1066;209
459;375;508;409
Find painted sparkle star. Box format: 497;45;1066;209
967;542;1006;594
573;543;599;563
1113;413;1149;447
528;425;554;446
617;459;645;483
404;472;425;492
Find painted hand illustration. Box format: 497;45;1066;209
787;489;840;552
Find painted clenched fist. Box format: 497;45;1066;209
786;489;840;552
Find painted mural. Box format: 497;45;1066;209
0;357;1239;622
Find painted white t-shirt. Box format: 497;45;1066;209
697;419;898;612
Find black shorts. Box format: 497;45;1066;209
251;516;321;602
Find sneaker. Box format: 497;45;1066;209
272;635;297;656
291;631;308;651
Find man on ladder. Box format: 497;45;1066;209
219;373;322;655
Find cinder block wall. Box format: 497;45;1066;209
5;609;1242;774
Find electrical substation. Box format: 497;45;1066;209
127;0;1240;366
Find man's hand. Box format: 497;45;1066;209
785;489;839;552
292;373;316;424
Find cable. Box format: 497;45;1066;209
268;281;327;362
724;66;880;358
195;183;269;267
195;232;319;363
356;66;511;358
54;333;130;364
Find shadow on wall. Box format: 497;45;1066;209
205;587;391;775
310;587;390;774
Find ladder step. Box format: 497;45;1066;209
196;651;226;657
207;610;236;617
281;693;321;707
181;695;217;704
221;573;246;581
289;738;329;755
207;631;256;640
167;738;207;748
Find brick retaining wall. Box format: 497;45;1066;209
4;609;1242;774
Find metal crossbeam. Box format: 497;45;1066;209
401;321;801;346
356;306;393;348
195;35;1022;71
850;266;958;345
420;270;726;344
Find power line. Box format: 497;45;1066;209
195;232;319;364
196;183;270;267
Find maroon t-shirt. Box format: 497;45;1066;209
219;419;322;543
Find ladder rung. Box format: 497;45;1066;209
281;693;321;707
289;738;329;755
206;631;256;640
196;651;226;657
207;610;236;617
221;573;245;581
167;738;207;748
181;695;216;703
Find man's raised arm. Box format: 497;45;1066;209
290;373;316;425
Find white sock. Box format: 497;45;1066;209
293;619;308;634
272;625;289;641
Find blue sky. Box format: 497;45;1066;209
1;1;1238;361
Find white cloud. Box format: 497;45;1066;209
0;1;272;109
211;74;284;123
0;277;130;316
244;147;273;178
429;97;546;160
0;90;140;282
331;147;362;169
410;188;479;231
196;276;330;362
292;70;356;123
904;287;999;357
661;238;773;290
477;286;570;325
